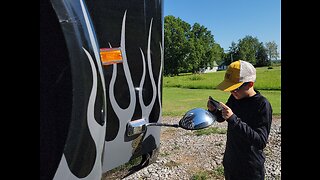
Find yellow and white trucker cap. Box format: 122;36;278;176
216;60;256;92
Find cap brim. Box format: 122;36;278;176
216;81;244;92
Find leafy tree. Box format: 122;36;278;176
237;35;260;64
225;36;270;67
187;23;219;73
164;15;224;75
164;16;191;76
265;41;279;61
188;23;206;73
225;41;239;65
256;42;269;66
209;43;224;67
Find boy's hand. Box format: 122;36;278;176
220;102;234;120
207;96;222;112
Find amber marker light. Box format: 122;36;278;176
100;48;123;65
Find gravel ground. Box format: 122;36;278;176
109;115;281;180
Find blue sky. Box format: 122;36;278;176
164;0;281;55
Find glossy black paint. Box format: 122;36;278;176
86;0;163;142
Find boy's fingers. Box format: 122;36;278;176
219;102;228;109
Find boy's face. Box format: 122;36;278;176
230;83;250;100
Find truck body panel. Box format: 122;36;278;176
40;0;163;179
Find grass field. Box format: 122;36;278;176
162;66;281;116
163;66;281;90
162;87;281;116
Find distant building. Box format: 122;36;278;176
199;61;219;73
218;61;228;71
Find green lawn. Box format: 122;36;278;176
162;65;281;116
163;66;281;90
162;87;281;116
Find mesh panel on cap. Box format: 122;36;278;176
239;60;256;82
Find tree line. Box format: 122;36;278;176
164;15;279;76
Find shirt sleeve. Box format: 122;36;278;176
227;100;273;149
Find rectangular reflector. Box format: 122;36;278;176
100;48;123;65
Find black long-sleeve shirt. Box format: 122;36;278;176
210;90;272;179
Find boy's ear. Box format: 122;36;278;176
248;82;254;87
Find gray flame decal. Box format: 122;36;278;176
139;18;157;122
103;10;163;171
149;41;163;147
53;48;106;180
103;10;138;171
109;10;136;123
158;42;163;114
52;0;164;178
53;0;106;179
140;19;162;146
